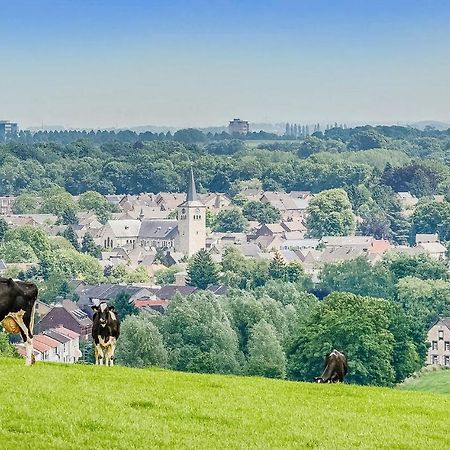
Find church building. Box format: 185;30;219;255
175;168;206;257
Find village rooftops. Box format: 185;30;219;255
106;220;141;238
138;219;178;239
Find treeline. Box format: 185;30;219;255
13;128;281;145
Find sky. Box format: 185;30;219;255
1;0;450;129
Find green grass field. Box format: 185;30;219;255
1;358;449;449
398;368;450;394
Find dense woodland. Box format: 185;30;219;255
2;124;450;385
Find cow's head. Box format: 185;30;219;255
92;302;115;327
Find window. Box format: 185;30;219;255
438;330;444;340
432;355;439;365
445;341;450;351
432;341;438;350
444;356;450;366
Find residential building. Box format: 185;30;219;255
416;242;447;260
427;317;450;367
0;120;18;142
175;169;206;257
228;118;249;135
16;327;81;363
0;196;16;215
37;301;92;340
77;284;156;317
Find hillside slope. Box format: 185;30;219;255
0;358;449;449
398;368;450;394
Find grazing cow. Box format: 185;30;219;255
92;302;120;366
0;278;38;366
314;350;348;383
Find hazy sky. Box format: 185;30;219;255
1;0;450;129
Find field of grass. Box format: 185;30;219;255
398;368;450;394
1;358;449;449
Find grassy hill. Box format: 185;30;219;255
1;358;449;449
398;368;450;394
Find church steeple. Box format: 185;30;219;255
187;167;197;202
176;168;206;257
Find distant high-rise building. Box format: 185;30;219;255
228;119;249;135
0;121;18;142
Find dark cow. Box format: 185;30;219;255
314;350;347;383
92;302;120;366
0;277;38;365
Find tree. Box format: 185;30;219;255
306;189;355;238
79;340;95;364
320;257;396;299
39;272;72;303
78;190;113;224
0;333;18;357
57;207;79;225
410;200;450;241
287;292;422;386
246;320;286;379
159;292;240;374
0;240;38;263
155;266;179;285
81;233;101;258
11;193;40;214
347;130;387;151
358;205;392;240
40;248;104;284
214;208;247;232
173;128;207;144
111;292;138;319
242;201;281;224
220;246;270;290
124;265;150;283
116;315;168;368
186;249;218;289
0;218;8;242
62;226;80;251
39;186;77;216
5;226;51;260
268;252;287;280
385;253;448;282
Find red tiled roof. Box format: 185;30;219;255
370;239;391;254
134;298;168;308
52;326;80;339
34;334;59;349
32;340;52;352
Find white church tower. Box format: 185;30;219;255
176;168;206;257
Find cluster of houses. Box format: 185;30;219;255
2;177;450;366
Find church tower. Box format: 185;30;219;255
176;168;206;257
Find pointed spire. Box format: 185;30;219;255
187;167;198;202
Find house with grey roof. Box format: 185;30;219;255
427;317;450;367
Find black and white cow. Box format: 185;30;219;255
314;350;348;383
0;278;38;365
92;302;120;366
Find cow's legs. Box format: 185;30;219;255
95;344;105;365
14;312;34;366
104;338;116;367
